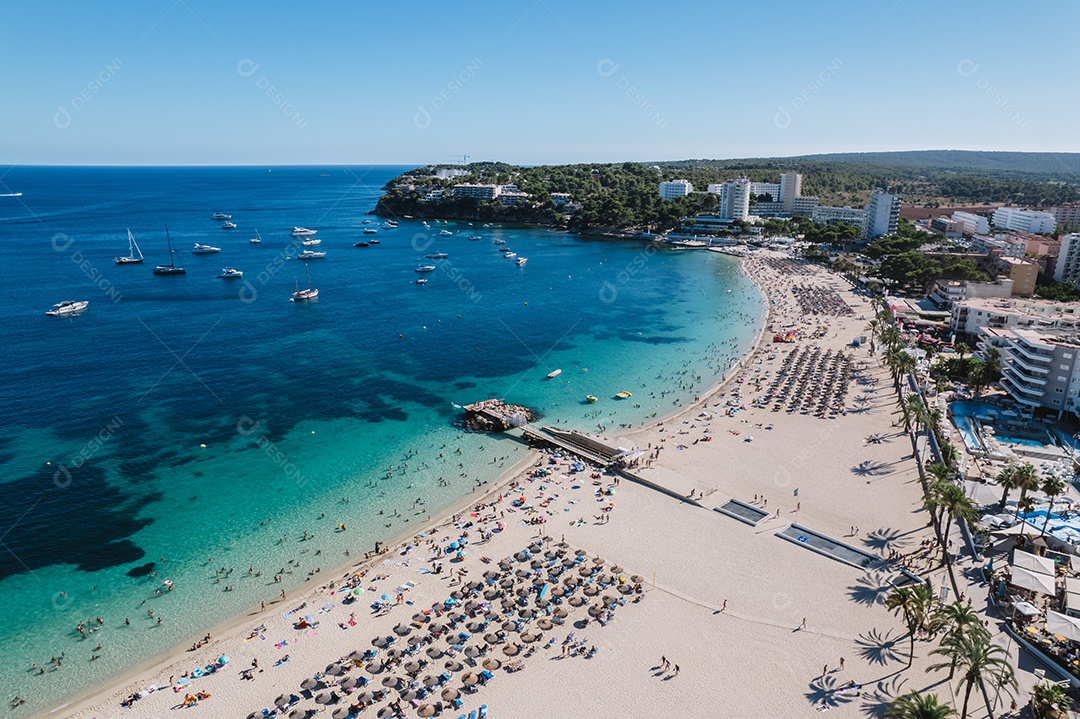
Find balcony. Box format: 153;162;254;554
1003;364;1048;387
1003;350;1052;375
1000;376;1044;406
1010;342;1055;364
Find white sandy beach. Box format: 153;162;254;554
59;250;1006;719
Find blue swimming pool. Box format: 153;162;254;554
950;401;1052;451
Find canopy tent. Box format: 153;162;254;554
1010;566;1057;595
1065;577;1080;596
990;521;1044;537
1014;550;1057;576
1065;591;1080;616
1047;610;1080;642
1012;600;1042;618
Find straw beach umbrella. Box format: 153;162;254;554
444;659;463;672
537;617;553;630
325;663;345;676
315;692;332;704
381;675;400;689
423;674;440;688
418;705;436;717
365;661;384;674
554;606;568;618
426;646;443;659
333;709;350;719
275;694;291;708
441;687;460;701
592;557;605;566
301;677;319;690
482;657;501;671
462;672;479;686
503;643;520;656
340;676;359;691
465;645;481;658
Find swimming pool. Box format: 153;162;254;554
950;401;1052;452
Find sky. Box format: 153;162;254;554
1;0;1076;166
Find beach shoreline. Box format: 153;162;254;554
50;251;768;719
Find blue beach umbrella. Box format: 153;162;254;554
381;594;391;602
449;542;460;550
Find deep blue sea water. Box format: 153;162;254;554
0;166;763;715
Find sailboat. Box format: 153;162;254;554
291;265;318;301
152;225;186;275
115;229;144;264
249;229;262;244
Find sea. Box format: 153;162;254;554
0;166;764;716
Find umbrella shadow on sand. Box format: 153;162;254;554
861;527;916;553
858;674;922;717
851;460;895;478
854;628;907;667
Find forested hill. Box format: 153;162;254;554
788;150;1080;179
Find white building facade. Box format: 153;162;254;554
864;190;901;239
659;180;693;200
992;207;1057;234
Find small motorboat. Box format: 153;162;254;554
216;267;243;278
504;252;517;259
546;369;562;379
353;242;370;247
192;243;221;253
614;391;632;399
296;250;326;259
468;235;482;241
362;219;371;224
439;230;453;237
586;395;598;403
364;228;378;234
46;300;89;316
516;257;527;266
415;278;428;285
382;221;398;228
301;238;322;246
367;239;380;244
211;212;231;220
493;239;505;245
291;227;317;237
220;221;237;229
426;252;448;259
414;265;436;273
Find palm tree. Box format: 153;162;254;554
904;394;929;433
954;342;970;361
995;464;1021;512
930;601;990;678
880;325;904;353
1031;681;1072;718
939;441;961;471
884;692;956;719
928;631;1016;719
1012;464;1041;521
925;482;978;564
1040;476;1067;538
926;462;951;482
886;582;936;666
1016;496;1036;536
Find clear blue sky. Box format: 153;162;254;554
2;0;1075;165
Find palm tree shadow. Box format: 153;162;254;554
862;527;912;553
855;627;905;667
805;673;860;711
848;573;892;607
852;460;895;477
858;674;912;717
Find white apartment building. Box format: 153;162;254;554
453;183;500;200
952;210;989;235
498;191;530;206
992;207;1057;234
950;297;1080;337
977;326;1080;416
970;233;1027;259
550;193;572;206
749;182;781;201
1053;204;1080;229
811;205;868;235
717;178;751;221
1054;233;1080;283
791;196;819;215
864;190;901;239
435;168;469;180
780;171;802;213
659;180;693;200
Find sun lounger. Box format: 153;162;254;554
468;711;477;719
480;670;493;681
439;672;451;684
451;697;464;709
478;706;488;718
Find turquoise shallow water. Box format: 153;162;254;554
0;166;763;716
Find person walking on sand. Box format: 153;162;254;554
800;617;807;630
673;664;680;676
821;664;828;679
839;656;844;670
660;656;669;670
